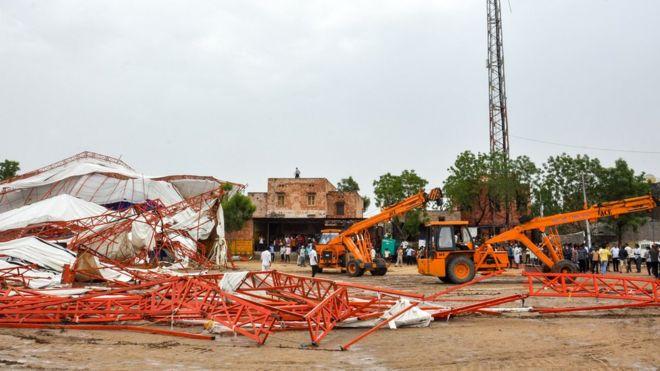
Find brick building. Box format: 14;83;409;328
226;178;364;248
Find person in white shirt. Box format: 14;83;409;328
405;246;414;265
611;245;620;272
370;247;376;260
309;247;319;277
260;249;272;271
624;244;634;273
513;246;522;268
284;245;291;263
633;244;643;272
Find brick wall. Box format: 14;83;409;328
326;191;363;218
263;178;338;218
226;219;254;241
249;192;268;218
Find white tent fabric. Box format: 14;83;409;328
337;299;433;329
0;237;76;272
164;178;222;199
0;194;107;232
167;199;217;240
219;271;248;293
0;175;183;213
0;156;184;213
130;215;157;251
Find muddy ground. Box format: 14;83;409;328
1;261;658;370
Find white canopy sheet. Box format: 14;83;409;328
0;237;76;271
0;194;107;232
0;157;184;213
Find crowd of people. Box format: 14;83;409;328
257;235;322;274
505;241;660;278
258;233;660;280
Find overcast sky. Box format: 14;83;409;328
1;0;659;211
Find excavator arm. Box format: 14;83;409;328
483;194;657;271
325;188;442;275
329;187;442;246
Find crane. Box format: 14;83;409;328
482;194;657;273
316;188;442;277
418;194;657;283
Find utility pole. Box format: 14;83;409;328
487;0;510;157
581;173;592;249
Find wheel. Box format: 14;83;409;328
369;257;388;276
551;259;579;274
317;267;323;273
446;255;476;284
346;260;364;277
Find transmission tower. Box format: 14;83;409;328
487;0;509;156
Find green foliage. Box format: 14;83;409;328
443;151;538;225
372;170;428;208
534;154;603;216
597;159;650;245
337;176;370;211
337;176;360;192
362;196;371;211
402;209;428;240
373;170;428;241
444;151;651;243
0;160;20;181
221;192;256;233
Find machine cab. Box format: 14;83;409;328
318;229;341;244
425;221;474;252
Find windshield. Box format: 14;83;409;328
437;227;454;248
319;232;339;244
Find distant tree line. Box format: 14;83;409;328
443;151;652;245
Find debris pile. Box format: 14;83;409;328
0;151;239;288
1;268;657;349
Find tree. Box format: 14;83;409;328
222;192;256;233
443;151;537;227
597;159;650;245
534;153;604;216
362;196;371;211
337;176;360;192
337;176;371;211
373;170;429;240
401;208;428;240
0;160;20;181
372;170;428;208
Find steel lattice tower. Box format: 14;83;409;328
487;0;509;156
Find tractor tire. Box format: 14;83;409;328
446;255;476;284
551;259;579;274
346;260;364;277
370;266;387;276
317;267;323;274
370;258;388;276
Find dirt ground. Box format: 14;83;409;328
1;260;658;370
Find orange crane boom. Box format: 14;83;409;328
328;188;442;245
483;194;657;272
316;188;442;277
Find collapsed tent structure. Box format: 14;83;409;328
0;151;241;287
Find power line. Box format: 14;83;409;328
511;135;660;154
